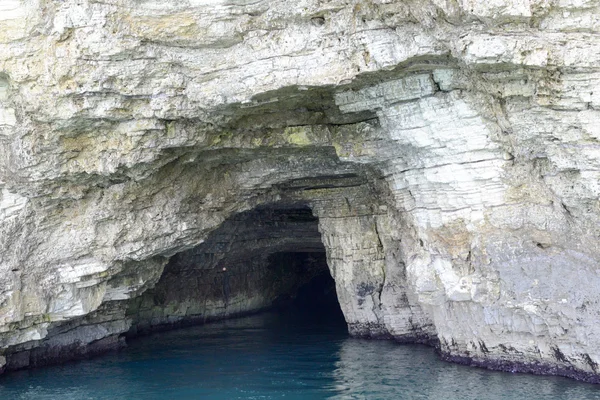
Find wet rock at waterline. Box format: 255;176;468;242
2;0;600;383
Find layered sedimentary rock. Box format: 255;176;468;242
2;0;600;382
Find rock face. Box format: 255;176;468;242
1;0;600;382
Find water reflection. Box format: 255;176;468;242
1;312;600;399
331;338;600;400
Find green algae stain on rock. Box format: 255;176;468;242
283;126;312;146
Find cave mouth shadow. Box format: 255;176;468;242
268;251;346;326
128;203;347;335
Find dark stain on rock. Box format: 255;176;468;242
552;346;568;363
479;340;489;354
582;353;598;372
398;293;409;306
356;282;375;297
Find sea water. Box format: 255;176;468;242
1;310;599;400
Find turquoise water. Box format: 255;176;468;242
1;311;600;399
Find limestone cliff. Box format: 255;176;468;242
2;0;600;382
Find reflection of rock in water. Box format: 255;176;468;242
332;340;418;399
331;340;599;400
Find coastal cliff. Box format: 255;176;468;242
2;0;600;382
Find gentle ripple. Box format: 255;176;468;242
1;311;600;399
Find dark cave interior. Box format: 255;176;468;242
127;204;346;334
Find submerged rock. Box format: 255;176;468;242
1;0;600;382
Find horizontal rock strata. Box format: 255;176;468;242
1;0;600;382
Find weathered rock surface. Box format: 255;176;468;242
2;0;600;382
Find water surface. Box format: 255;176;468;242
1;311;599;399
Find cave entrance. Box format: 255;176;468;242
268;251;344;322
127;204;346;334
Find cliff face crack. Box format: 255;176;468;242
372;219;386;307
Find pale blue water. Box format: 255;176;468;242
1;311;600;399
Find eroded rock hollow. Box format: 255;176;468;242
2;0;600;383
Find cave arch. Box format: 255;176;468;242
126;203;343;335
